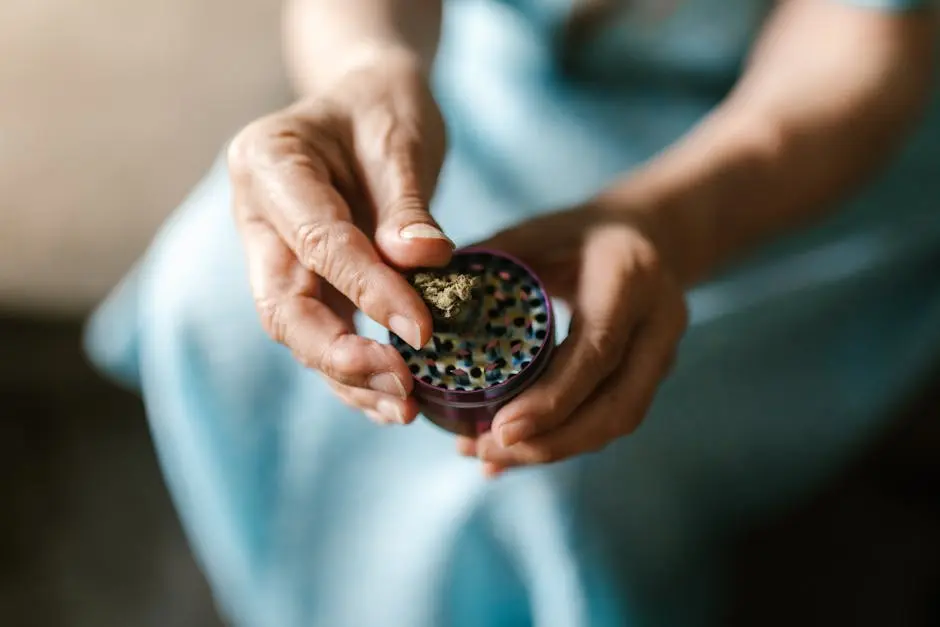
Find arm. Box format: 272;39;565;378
606;0;936;287
464;0;936;469
226;0;451;424
283;0;443;95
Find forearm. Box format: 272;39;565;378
283;0;443;95
607;0;935;287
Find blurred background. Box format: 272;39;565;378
2;1;287;624
1;1;938;626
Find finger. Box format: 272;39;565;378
355;110;453;269
567;296;685;438
240;218;413;396
474;210;587;268
326;378;420;425
478;298;686;468
230;120;433;350
265;166;433;350
364;409;387;424
455;436;477;457
475;417;592;469
489;232;639;447
482;462;506;479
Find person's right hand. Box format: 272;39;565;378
227;53;452;426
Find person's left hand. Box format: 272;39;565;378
456;205;689;476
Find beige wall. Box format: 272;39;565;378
0;0;290;314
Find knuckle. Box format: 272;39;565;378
333;260;376;312
270;150;322;180
295;221;348;272
297;222;378;310
320;332;349;380
588;325;618;353
363;105;397;148
379;342;408;368
228;119;274;173
539;393;562;418
228;116;315;175
344;268;373;311
295;222;329;268
634;243;663;277
319;333;367;384
255;297;287;345
363;107;419;161
266;123;310;156
383;193;426;220
388;129;421;162
583;327;621;376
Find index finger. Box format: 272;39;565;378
235;129;433;350
240;217;413;395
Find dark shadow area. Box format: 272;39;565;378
0;312;224;627
729;366;940;626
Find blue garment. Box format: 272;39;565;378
87;1;940;625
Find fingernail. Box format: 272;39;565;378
389;314;423;350
377;399;405;424
498;419;534;447
399;223;455;248
369;373;407;399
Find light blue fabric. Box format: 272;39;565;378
86;1;940;626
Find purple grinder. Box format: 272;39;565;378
389;247;556;437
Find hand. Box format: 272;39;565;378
228;53;451;426
457;206;689;476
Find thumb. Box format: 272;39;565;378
475;211;580;264
362;125;453;269
473;211;589;299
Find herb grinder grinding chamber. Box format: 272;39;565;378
389;248;556;436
